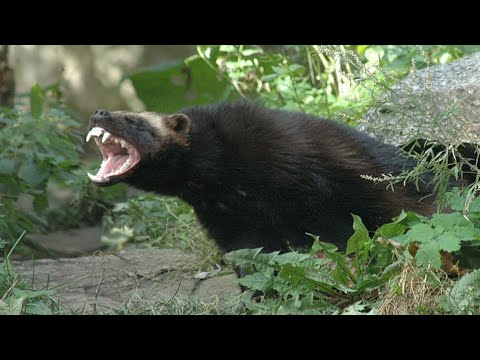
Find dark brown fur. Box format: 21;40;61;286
89;102;436;253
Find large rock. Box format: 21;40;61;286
11;248;240;314
360;52;480;145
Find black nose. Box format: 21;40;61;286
93;109;110;117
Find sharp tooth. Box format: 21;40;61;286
87;173;108;182
102;132;112;143
99;160;106;172
94;137;101;145
120;140;127;148
86;127;104;142
105;157;132;178
119;159;130;172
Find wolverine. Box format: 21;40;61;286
86;102;436;253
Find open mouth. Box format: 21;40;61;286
86;126;141;184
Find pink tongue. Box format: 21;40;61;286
100;155;128;176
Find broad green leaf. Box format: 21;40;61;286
354;274;392;293
407;223;435;243
224;248;263;268
415;242;441;268
469;197;480;213
278;263;307;286
255;251;281;266
237;272;273;292
274;252;310;265
446;193;465;211
443;269;480;314
397;211;422;227
374;222;406;240
437;232;462;252
17;160;49;188
391;234;408;245
30;84;44;119
125;55;236;113
453;222;476;241
431;213;470;229
346;214;370;256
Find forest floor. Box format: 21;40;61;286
10;223;241;314
12;245;240;314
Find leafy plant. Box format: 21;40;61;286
225;188;480;314
391;189;480;270
0;231;60;315
225;215;404;314
123;53;237;113
0;84;83;243
440;269;480;314
0;84;127;250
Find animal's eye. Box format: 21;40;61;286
125;117;135;125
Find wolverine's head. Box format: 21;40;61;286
86;109;191;187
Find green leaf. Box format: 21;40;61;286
398;211;422;227
437;232;462;252
443;269;480;314
17;160;49;188
33;193;49;213
374;212;408;240
30;84;44;119
407;224;435;243
125;55;236;113
469;197;480;213
274;252;310;265
453;222;476;241
415;242;441;268
224;248;263;269
346;214;370;255
237;272;273;292
431;213;470;229
391;234;408;245
354;274;392;293
0;159;15;175
446;190;465;211
278;263;308;286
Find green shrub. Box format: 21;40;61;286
0;84;127;249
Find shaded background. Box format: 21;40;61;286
10;45;195;119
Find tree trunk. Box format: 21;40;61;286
0;45;15;108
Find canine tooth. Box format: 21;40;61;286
102;132;112;143
87;173;108;182
119;160;129;172
99;160;106;172
86;127;104;142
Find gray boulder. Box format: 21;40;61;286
11;248;240;314
359;52;480;145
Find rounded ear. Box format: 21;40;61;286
165;113;190;133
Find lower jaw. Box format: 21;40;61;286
90;175;124;187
